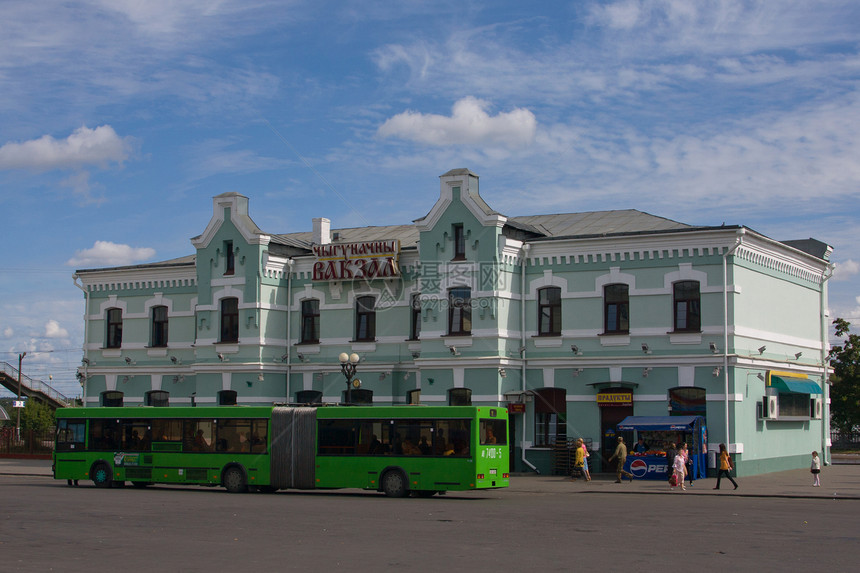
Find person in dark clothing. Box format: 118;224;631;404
665;442;677;483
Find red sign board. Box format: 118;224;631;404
508;403;526;414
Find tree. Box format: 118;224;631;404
20;400;55;431
829;318;860;434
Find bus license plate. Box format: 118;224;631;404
489;469;497;475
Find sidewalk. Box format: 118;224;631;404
3;456;858;499
510;464;860;499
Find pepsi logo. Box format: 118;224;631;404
629;458;648;478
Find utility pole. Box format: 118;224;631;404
16;352;26;441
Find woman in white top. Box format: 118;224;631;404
811;451;821;486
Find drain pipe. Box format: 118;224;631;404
819;263;833;465
72;274;89;405
722;230;744;456
520;243;538;473
285;258;294;403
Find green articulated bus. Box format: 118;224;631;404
53;405;509;497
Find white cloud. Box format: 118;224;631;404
44;320;68;339
2;327;13;338
378;97;537;148
833;260;860;282
0;125;134;171
66;241;156;268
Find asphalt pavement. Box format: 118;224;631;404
3;455;858;499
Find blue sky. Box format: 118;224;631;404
2;0;859;399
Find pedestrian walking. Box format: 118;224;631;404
811;451;821;487
680;442;695;487
580;438;592;481
571;438;585;480
608;436;634;483
665;442;677;484
672;449;687;490
713;443;738;490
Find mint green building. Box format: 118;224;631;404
74;169;832;476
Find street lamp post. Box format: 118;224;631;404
16;352;26;442
339;352;361;404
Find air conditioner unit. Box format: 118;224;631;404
811;397;823;419
761;395;778;419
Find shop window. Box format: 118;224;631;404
218;390;238;406
151;305;169;347
448;287;472;335
145;390;170;407
668;387;706;417
673;281;701;332
296;390;322;404
224;240;234;275
355;295;376;341
220;297;239;343
534;387;566;447
538;287;562;336
604;284;629;334
448;387;472;406
105;308;123;348
453;223;466;260
100;390;124;407
407;389;421;404
409;293;422;340
778;393;811;417
300;299;320;343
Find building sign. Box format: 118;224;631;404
596;392;633;407
508;403;526;414
312;240;400;281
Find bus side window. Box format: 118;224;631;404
56;420;85;451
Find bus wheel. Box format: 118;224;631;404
223;467;248;494
381;471;407;498
91;462;112;488
411;490;436;498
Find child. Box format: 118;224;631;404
811;451;821;487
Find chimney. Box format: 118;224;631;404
312;217;331;245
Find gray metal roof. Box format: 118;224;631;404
510;209;691;238
273;224;421;250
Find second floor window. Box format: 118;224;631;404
220;297;239;343
355;295;376;341
300;299;320;343
106;308;123;348
151;305;168;347
604;284;629;334
224;240;234;275
410;293;421;340
673;281;701;332
453;224;466;260
448;287;471;335
538;287;562;336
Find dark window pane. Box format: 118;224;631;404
301;299;320;343
106;308;123;348
220;298;239;342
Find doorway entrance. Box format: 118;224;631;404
598;388;634;472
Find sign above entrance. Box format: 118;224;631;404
508;403;526;414
596;392;633;407
312;240;400;281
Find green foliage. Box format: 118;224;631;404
829;318;860;433
20;399;55;431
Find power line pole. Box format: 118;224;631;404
16;352;26;441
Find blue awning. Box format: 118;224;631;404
771;375;822;395
617;415;704;431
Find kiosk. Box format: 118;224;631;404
617;416;707;480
